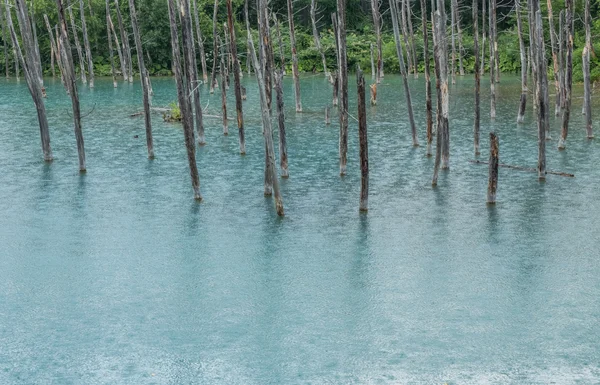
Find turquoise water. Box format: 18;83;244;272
1;74;599;384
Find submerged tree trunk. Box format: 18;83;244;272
432;0;449;185
79;0;94;87
68;4;87;85
105;0;117;87
287;0;302;112
191;0;208;83
310;0;327;75
558;0;573;150
336;1;349;175
209;0;218;93
545;0;560;116
57;0;86;170
421;0;433;156
583;0;592;138
226;0;245;154
114;0;132;82
128;0;154;158
516;0;527;123
167;0;201;200
487;132;498;204
389;0;418;147
357;67;369;212
371;0;383;82
274;71;288;178
533;6;547;178
248;31;284;217
473;0;480;155
6;0;52;161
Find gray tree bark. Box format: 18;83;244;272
274;71;288;178
209;0;218;93
371;0;383;82
1;4;8;78
287;0;302;112
191;0;208;83
487;132;498;204
516;0;527;123
421;0;432;156
473;0;480;155
114;0;132;82
558;0;573;150
226;0;245;153
67;4;87;84
310;0;327;76
583;0;592;138
357;66;369;212
546;0;560;116
79;0;94;87
105;0;117;87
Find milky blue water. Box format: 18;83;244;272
1;74;599;384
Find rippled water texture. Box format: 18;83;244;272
1;74;600;384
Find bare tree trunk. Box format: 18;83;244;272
516;0;527;123
487;132;498;204
274;71;288;178
106;7;125;81
558;0;573;150
128;0;153;158
310;0;327;75
533;5;547;178
114;0;132;82
431;0;448;185
583;0;592;138
167;0;201;200
79;0;94;87
1;4;9;78
357;66;369;212
399;0;413;75
44;14;65;85
473;0;480;156
493;0;499;83
191;0;208;83
272;13;285;75
453;0;464;76
244;0;251;74
287;0;302;112
389;0;418;147
209;0;218;93
450;0;456;84
480;0;485;75
57;0;86;171
370;43;375;78
247;31;284;216
258;5;273;110
546;0;560;116
421;0;432;156
223;22;230;89
325;105;330;124
29;1;43;88
488;0;495;118
226;0;245;154
405;0;418;78
559;10;565;109
68;4;87;84
371;0;383;82
105;0;117;87
6;0;52;161
218;35;228;135
528;0;537;111
335;1;348;175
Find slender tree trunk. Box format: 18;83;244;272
399;0;413;75
44;13;65;84
546;0;560;116
128;0;154;158
50;45;55;77
533;5;547;178
244;0;251;74
558;0;573;150
357;66;369;212
325;105;330;124
487;132;498;204
6;0;52;161
370;43;375;78
493;0;499;82
332;71;339;106
1;4;9;78
114;0;132;82
389;0;418;147
247;31;284;217
105;0;117;87
371;0;383;82
226;0;245;154
335;1;348;175
516;0;527;123
287;0;302;112
528;0;537;111
583;0;592;138
68;5;87;84
209;0;218;93
421;0;432;156
223;22;230;89
167;0;201;200
29;1;43;88
480;0;485;75
258;5;273;110
405;0;418;78
310;0;327;75
79;0;94;87
473;0;480;155
57;0;86;171
559;10;565;109
106;8;125;81
431;0;448;184
218;35;228;135
274;71;288;178
488;0;495;118
191;0;208;83
272;13;285;75
453;0;464;76
450;0;456;84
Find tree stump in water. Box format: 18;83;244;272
487;132;498;204
357;67;369;212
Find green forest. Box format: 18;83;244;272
1;0;598;82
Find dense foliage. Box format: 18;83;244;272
0;0;598;82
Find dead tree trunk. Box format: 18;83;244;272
272;13;285;75
405;0;418;78
332;70;339;106
218;36;228;135
128;0;154;158
335;3;349;175
209;0;218;93
167;0;201;200
79;0;94;87
114;0;132;82
257;5;273;111
432;0;449;185
453;0;464;76
6;0;52;161
516;0;527;123
226;0;245;154
492;0;499;83
389;0;418;147
274;71;288;178
558;0;573;150
370;43;375;78
421;0;432;156
546;0;560;116
487;132;498;204
191;0;208;83
68;5;87;84
558;10;565;109
247;31;284;216
223;22;230;89
400;0;413;75
44;14;65;83
583;0;592;138
534;6;547;178
287;0;302;112
57;0;86;171
310;0;327;75
105;0;117;87
106;6;125;82
1;4;8;78
29;1;43;89
357;66;369;212
371;0;383;82
450;0;456;84
325;105;330;124
528;0;537;111
480;0;485;75
473;0;480;155
488;0;496;117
